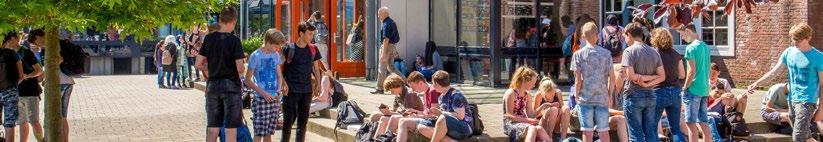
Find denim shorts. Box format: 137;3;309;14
682;91;709;123
205;79;243;128
60;84;74;118
417;115;472;140
578;104;610;132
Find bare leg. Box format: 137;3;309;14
32;122;44;141
582;131;594;142
543;108;559;139
558;106;571;139
254;136;261;142
374;116;392;139
535;126;553;142
698;123;712;142
225;128;237;142
5;127;14;142
207;128;220;142
430;116;449;142
525;126;538;142
418;125;436;139
610;116;628;142
21;122;29;142
263;135;272;142
686;123;699;142
62;118;69;142
369;113;382;123
397;118;421;142
389;115;403;132
735;95;748;114
598;131;611;142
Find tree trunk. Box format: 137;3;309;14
43;27;63;142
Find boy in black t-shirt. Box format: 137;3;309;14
16;29;45;142
1;31;24;142
280;21;324;142
195;7;246;142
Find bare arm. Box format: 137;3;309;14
244;68;267;95
15;61;24;84
608;66;616;98
748;61;785;92
678;61;686;79
504;90;531;123
683;59;697;90
815;72;823;121
574;69;583;98
195;55;208;79
531;92;544;113
278;57;287;95
644;66;667;87
26;64;43;79
235;59;245;78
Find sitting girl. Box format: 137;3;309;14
532;78;571;140
504;67;553;142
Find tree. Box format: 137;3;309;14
0;0;233;141
629;0;780;28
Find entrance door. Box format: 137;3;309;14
329;0;365;77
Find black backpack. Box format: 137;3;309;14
604;26;623;57
354;122;378;142
725;111;750;137
468;103;484;136
330;79;348;107
0;49;16;90
59;40;88;76
335;101;366;129
373;131;396;142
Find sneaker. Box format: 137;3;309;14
370;90;384;94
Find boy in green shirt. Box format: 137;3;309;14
678;24;713;142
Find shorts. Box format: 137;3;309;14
17;96;40;124
761;110;788;126
682;91;709;123
417;115;472;140
578;104;610;132
0;88;19;128
205;79;243;128
251;94;281;136
60;84;74;118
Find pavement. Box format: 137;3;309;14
62;75;331;142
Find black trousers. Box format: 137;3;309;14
281;92;312;142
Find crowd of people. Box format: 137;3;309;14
0;29;81;142
154;27;205;89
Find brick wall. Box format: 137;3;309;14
713;0;809;88
810;0;823;49
560;0;601;26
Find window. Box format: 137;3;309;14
431;0;457;46
601;0;623;25
672;4;735;56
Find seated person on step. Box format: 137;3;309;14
367;74;425;139
309;75;333;114
709;63;747;113
532;78;571;141
396;71;473;142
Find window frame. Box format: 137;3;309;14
673;7;736;57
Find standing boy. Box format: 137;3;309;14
678;24;713;142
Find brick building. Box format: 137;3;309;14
563;0;823;89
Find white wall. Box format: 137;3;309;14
381;0;429;74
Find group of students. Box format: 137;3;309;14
0;29;79;142
153;29;204;89
199;7;338;142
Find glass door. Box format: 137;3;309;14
329;0;366;77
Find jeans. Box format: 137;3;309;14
683;91;709;123
282;92;312;142
577;104;610;132
165;71;178;87
708;113;725;142
178;65;188;85
187;57;199;79
655;86;686;142
789;102;817;142
624;89;658;142
157;67;164;86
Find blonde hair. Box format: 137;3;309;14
383;74;405;90
538;78;559;94
264;28;286;45
580;22;598;39
651;28;673;50
509;66;537;89
790;23;813;40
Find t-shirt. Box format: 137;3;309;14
381;17;400;44
248;49;283;96
779;46;823;103
712;78;732;93
199;32;246;86
622;44;663;91
570;45;612;107
761;83;789;111
284;43;322;93
0;48;20;88
658;49;683;87
439;88;473;129
424;87;441;109
16;48;42;97
684;40;711;96
393;87;425;112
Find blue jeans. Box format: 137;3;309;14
624;89;658;142
708;113;725;142
165;71;178;87
157;67;164;86
655;86;686;142
577;104;610;132
683;91;709;123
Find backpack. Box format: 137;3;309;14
219;114;253;142
725;111;750;137
373;131;396;142
335;101;367;129
161;44;174;65
354;122;378;142
561;33;574;57
284;43;317;64
330;79;348;107
603;26;623;57
0;50;15;90
468;103;484;136
59;40;88;76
